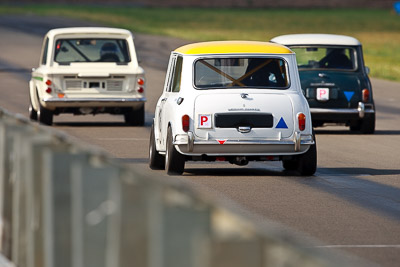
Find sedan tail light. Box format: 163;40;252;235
137;77;145;93
182;114;190;132
45;79;52;94
137;78;145;85
298;113;306;131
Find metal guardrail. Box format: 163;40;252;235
0;107;347;267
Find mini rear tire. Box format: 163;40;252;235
360;113;375;134
282;159;298;171
165;127;185;175
296;142;317;176
350;113;375;134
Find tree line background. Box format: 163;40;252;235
1;0;397;8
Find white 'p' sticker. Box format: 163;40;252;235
316;88;329;101
198;114;211;128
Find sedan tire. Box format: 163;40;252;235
37;105;53;125
29;103;37;121
124;104;145;126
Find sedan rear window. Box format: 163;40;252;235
194;57;289;89
54;38;130;64
292;46;356;70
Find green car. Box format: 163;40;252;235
271;34;375;134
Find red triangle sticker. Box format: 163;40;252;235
217;139;227;144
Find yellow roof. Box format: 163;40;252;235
175;41;292;55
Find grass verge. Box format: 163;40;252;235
1;5;399;81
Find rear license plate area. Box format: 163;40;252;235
215;113;273;128
306;87;338;100
89;82;100;88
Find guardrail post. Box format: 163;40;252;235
10;124;32;267
161;186;211;267
12;129;54;267
114;172;212;267
210;209;263;267
0;115;44;267
41;146;82;267
69;154;119;267
0;116;15;260
28;138;64;267
108;169;151;267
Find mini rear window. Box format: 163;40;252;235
292;46;357;70
54;38;130;64
194;57;289;89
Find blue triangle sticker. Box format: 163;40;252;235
344;91;354;102
276;117;288;129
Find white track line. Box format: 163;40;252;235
316;245;400;248
97;138;148;141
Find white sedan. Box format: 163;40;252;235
149;41;317;176
29;27;146;125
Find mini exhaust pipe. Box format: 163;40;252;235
230;156;249;166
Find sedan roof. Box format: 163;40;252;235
46;27;132;38
270;34;361;46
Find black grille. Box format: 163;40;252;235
215;113;273;128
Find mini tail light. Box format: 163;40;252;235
45;88;52;94
362;89;370;102
45;79;52;86
137;78;145;86
182;115;190;132
298;113;306;131
137;87;144;93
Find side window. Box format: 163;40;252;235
171;56;183;92
164;55;177;92
41;38;49;65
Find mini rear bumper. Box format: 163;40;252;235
310;102;374;121
174;131;315;156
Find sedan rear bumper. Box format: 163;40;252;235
42;97;146;109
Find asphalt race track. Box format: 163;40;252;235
1;15;399;267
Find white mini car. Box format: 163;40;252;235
149;41;316;176
29;27;146;125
